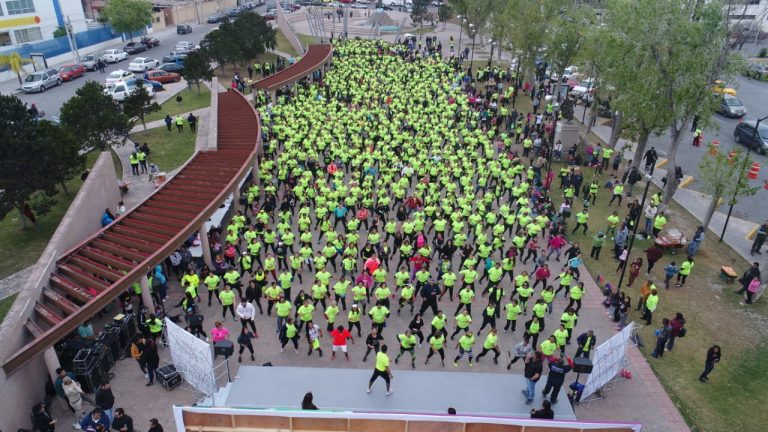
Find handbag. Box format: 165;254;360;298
678;327;687;338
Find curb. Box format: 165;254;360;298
655;158;669;169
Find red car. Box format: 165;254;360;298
58;64;86;81
144;70;182;84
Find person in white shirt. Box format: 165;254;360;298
236;298;257;334
116;201;126;216
644;204;658;237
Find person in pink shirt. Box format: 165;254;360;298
533;264;551;289
210;321;230;343
546;234;567;261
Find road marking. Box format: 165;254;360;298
655;158;668;169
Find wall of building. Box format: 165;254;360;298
0;152;120;431
169;0;237;26
0;0;88;47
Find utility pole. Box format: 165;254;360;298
66;16;81;64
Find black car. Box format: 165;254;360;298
206;14;222;23
162;53;187;65
140;36;160;48
176;24;192;35
733;121;768;154
123;42;147;54
158;62;185;75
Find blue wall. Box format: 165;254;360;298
0;27;119;62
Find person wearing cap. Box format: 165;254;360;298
347;304;362;337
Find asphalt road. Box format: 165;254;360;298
635;74;768;224
13;21;221;120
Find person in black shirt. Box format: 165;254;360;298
522;351;543;404
699;345;721;382
408;314;425;346
530;400;554;419
32;402;56;432
418;280;441;317
541;357;572;404
111;408;134;432
362;327;383;362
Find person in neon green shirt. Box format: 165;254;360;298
275;296;292;334
395;330;418;368
397;283;415;315
567;281;585;313
311;280;329;310
324;301;340;332
280;317;300;354
430;310;447;339
676;256;694;287
540;335;559;358
572;209;589;235
347;304;362;337
560;309;578;344
374;284;392;309
644;289;660;325
455;286;475;316
476;328;500;364
425;329;446;366
453;331;476;367
553;324;569;352
296;299;315;332
367;344;393;395
204;272;221;307
451;309;472;340
218;285;236;321
609;182;624;207
368;302;390;336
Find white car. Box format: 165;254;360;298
104;81;155;102
128;57;160;72
102;49;128;63
106;69;135;86
570;78;595;97
174;41;194;53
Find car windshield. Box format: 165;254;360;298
725;98;742;106
25;73;43;82
60;66;73;72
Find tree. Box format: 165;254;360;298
697;147;759;230
0;96;70;228
184;50;214;94
60;81;130;152
53;26;67;38
123;84;160;130
411;0;430;28
545;4;592;105
201;11;276;68
438;3;453;29
36;121;85;196
0;52;31;86
102;0;153;41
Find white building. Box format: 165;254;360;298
727;0;768;33
0;0;87;47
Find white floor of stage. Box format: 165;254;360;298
224;366;577;420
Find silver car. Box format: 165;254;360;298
81;54;99;71
22;68;61;93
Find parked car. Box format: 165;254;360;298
128;57;160;72
206;14;222;23
104;81;155;102
140;36;160;48
21;68;61;93
81;54;99;71
103;49;128;63
106;69;135;86
717;94;747;118
570;78;595;98
734;121;768;154
58;64;86;81
144;69;181;84
177;24;192;34
174;41;194;53
126;77;164;92
123;42;147;55
744;62;768;80
263;11;276;20
157;63;185;75
161;53;187;65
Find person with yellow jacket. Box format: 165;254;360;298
676;256;694;287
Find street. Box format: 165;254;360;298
10;22;221;120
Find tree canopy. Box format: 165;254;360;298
123;84;160;130
102;0;153;40
184;50;214;94
201;11;276;68
60;81;130;152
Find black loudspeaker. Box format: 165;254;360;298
157;364;182;390
573;357;594;374
262;362;273;367
214;340;234;358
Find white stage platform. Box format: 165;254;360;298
224;366;577;420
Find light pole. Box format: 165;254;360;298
719;114;768;241
617;173;654;290
488;39;497;70
469;24;477;64
457;15;466;56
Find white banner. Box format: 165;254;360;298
581;322;635;400
165;318;216;396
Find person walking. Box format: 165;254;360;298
175;114;184;132
541;356;572;404
188;113;197;132
590;232;605;260
644;244;663;274
521;351;543;405
651;318;671;358
237;327;256;363
676;256;694;287
164;114;173;133
735;262;760;295
750;221;767;255
699;345;721;382
94;381;115;424
367;344;394;395
667;312;686;351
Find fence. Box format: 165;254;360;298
0;26;119;62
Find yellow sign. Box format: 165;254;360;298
0;15;41;30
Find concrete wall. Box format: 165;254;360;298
171;0;237;26
0;152;121;431
276;2;305;55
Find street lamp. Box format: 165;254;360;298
469;23;477;64
719;114;768;241
488;39;497;70
616;173;654;290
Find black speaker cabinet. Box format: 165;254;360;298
214;340;234;358
157;364;181;390
573;356;594;374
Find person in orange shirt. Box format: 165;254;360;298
636;279;653;312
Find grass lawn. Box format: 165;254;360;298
0;293;18;325
297;34;317;48
0;150;122;280
144;86;212;123
129;126;196;173
540;117;768;431
275;28;299;57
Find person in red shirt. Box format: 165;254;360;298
330;325;354;361
533;264;551;290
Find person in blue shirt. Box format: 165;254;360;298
80;408;111;431
333;204;348;229
663;262;679;289
101;208;115;227
154;265;168;302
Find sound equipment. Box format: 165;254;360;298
75;364;102;393
214;340;234;358
72;349;97;373
573;356;594;374
157;364;182;390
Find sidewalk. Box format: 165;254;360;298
573;104;758;263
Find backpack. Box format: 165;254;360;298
678;327;687;338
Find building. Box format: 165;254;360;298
727;0;768;34
0;0;88;47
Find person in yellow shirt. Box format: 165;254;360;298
475;328;501;364
367;344;394;395
219;286;236;321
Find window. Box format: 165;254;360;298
14;27;42;43
5;0;34;15
0;32;10;46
